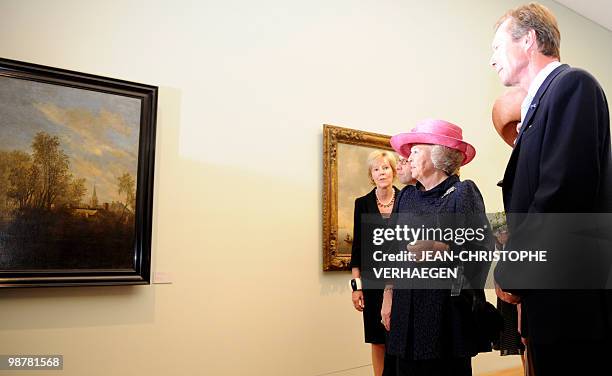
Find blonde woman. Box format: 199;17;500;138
350;150;399;376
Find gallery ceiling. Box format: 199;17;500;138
554;0;612;31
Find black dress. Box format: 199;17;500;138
387;175;493;376
350;187;399;344
493;299;524;356
492;184;524;357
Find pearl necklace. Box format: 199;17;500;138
376;189;395;208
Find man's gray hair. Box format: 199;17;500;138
496;2;561;59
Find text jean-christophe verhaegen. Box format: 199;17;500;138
368;225;548;280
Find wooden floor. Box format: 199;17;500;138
479;366;523;376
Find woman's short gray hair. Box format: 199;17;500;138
430;145;464;175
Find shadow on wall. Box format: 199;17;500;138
0;284;156;330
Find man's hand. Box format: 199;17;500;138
381;288;392;331
495;281;520;304
494;229;509;250
352;291;364;311
407;240;449;262
517;303;528;346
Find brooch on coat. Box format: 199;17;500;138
441;186;456;198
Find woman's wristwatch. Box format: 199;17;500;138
350;278;362;291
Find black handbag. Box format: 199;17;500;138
473;297;504;342
467;289;504;349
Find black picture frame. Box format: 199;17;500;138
0;58;157;287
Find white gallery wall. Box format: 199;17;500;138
0;0;611;375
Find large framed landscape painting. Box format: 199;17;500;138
322;124;401;271
0;58;157;287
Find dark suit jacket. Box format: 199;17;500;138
494;64;612;344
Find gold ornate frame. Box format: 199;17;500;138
322;124;394;271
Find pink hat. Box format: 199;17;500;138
390;119;476;165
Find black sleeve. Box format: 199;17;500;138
350;197;364;269
454;180;494;289
526;70;607;214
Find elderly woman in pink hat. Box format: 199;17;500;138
380;119;495;376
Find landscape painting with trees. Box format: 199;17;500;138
0;73;142;270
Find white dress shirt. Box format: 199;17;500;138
520;61;563;124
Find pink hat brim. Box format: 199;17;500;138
390;132;476;166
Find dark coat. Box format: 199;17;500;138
387;176;494;359
494;64;612;344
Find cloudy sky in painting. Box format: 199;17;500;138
336;143;406;255
0;75;141;205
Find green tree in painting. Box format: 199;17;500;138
6;151;40;210
31;132;71;210
0;151;16;213
1;132;88;212
56;176;87;208
117;172;136;213
69;177;87;207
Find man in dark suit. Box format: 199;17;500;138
489;3;612;375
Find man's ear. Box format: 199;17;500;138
523;29;537;52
